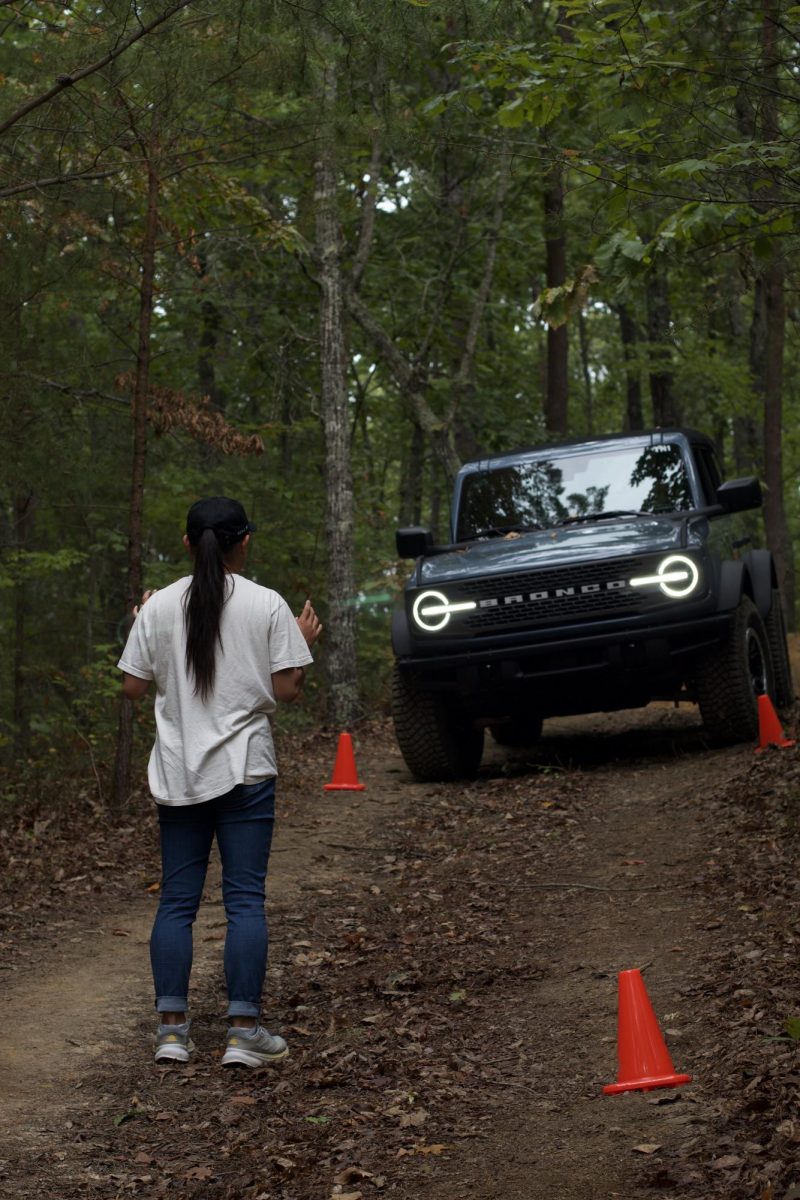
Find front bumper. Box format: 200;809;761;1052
396;610;733;703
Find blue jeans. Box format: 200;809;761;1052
150;779;275;1018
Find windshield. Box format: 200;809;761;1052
456;444;694;540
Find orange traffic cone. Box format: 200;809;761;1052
755;693;795;753
323;732;366;791
603;969;692;1095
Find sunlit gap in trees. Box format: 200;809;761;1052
366;169;411;214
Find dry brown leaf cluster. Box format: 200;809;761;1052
117;375;265;456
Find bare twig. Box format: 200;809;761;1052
74;729;104;806
515;881;668;893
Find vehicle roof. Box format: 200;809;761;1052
459;429;716;473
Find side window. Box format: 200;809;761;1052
694;446;722;505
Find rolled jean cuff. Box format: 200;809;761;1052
156;996;189;1013
227;1001;260;1018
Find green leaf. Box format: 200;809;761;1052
766;212;793;235
497;96;527;128
421;95;448;117
660;158;713;181
783;1017;800;1040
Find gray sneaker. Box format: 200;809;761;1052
221;1025;288;1068
154;1021;194;1064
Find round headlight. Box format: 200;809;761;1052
411;590;477;631
629;554;700;598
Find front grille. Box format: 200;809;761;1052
423;555;688;636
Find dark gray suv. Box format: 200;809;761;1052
392;429;794;781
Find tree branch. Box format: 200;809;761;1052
11;372;129;408
351;130;381;292
0;0;195;137
0;167;122;198
347;288;415;391
452;144;512;404
347;288;461;484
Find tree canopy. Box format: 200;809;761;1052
1;0;797;793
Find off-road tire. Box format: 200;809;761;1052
765;588;794;709
490;714;544;748
696;596;774;744
391;665;484;782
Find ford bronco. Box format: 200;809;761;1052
392;429;794;781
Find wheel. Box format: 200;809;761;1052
490;713;544;747
391;665;484;782
764;588;794;709
696;596;774;744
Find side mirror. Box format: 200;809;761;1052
396;526;433;559
716;477;762;513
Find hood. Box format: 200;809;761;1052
419;515;697;585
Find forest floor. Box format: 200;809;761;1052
1;648;800;1200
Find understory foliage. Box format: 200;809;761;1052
0;1;798;794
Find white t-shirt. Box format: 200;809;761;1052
117;574;313;805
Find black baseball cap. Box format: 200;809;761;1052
186;496;256;548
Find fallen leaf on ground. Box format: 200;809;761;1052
185;1166;214;1180
399;1108;428;1128
334;1167;374;1185
713;1155;743;1170
632;1143;662;1155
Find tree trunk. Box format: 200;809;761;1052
645;270;679;426
718;268;758;477
617;304;643;431
543;165;568;434
755;0;793;624
12;491;35;758
198;291;224;410
314;51;360;727
399;421;425;528
577;310;593;434
111;153;159;813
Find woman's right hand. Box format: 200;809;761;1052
296;599;323;647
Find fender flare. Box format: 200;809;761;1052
391;599;412;656
740;549;775;620
717;560;745;614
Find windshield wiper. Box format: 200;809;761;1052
555;509;646;527
468;522;542;539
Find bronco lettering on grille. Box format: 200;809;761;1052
477;579;628;609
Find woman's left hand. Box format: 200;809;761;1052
133;589;157;617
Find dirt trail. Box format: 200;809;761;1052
0;711;764;1198
0;787;379;1159
429;710;743;1199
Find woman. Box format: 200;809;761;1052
117;496;321;1067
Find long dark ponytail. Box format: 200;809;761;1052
184;528;229;701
